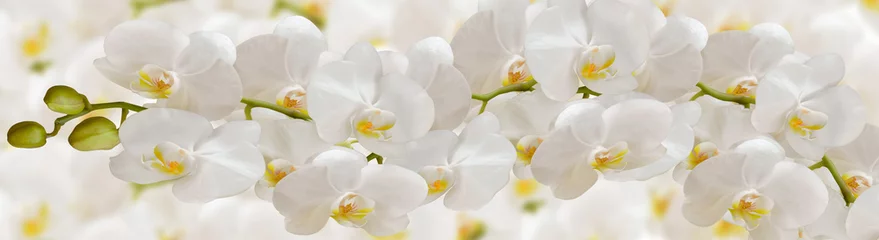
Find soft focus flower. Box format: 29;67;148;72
700;23;793;99
109;108;264;202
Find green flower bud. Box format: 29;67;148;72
68;117;119;151
7;121;47;148
44;85;87;114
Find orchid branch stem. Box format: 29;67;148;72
471;79;538;114
812;155;856;206
240;98;311;121
47;101;147;137
366;153;383;164
576;86;602;97
694;82;755;108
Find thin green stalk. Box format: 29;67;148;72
472;79;538;114
120;109;129;124
47;101;147;137
366;153;383;164
244;105;254;121
576;86;602;97
695;82;755;107
689;91;706;101
240;98;311;121
815;156;856;206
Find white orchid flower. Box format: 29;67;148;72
800;189;852;240
485;90;566;179
700;23;793;98
379;37;472;130
253;119;334;202
530;94;693;199
272;161;427;236
451;0;539;94
384;112;516;210
94;20;242;120
752;54;866;160
109;108;264;203
307;42;435;155
235;16;327;115
524;0;652;100
556;178;650;239
682;152;828;240
847;186;879;240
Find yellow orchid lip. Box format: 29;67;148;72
728;191;773;229
787;107;828;140
331;193;375;227
132;64;179;99
141;142;193;177
578;45;618;82
502;56;533;87
590;142;629;172
516;135;543;166
354;108;396;140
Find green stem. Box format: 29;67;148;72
47;101;147;137
244;105;254;121
689;91;706;101
366;153;383;164
240;98;311;121
471;79;538;114
816;156;856;206
576;86;602;97
120;109;129;124
695;82;755;107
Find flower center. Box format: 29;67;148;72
131;64;179;99
262;159;297;188
456;214;486;240
275;85;308;113
20;202;50;238
502;56;533;86
712;220;748;238
354;108;396;140
513;178;540;198
330;193;375;227
725;76;758;97
141;142;194;177
843;171;873;199
515;135;543;166
419;166;455;196
589;142;629;172
728;190;773;229
21;22;50;58
577;45;618;82
650;189;675;219
862;0;879;12
787;106;828;140
687;141;720;170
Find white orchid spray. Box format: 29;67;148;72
5;0;879;239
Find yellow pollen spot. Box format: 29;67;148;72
372;231;408;240
728;193;770;228
843;174;872;198
717;18;751;32
428;179;449;195
503;60;532;86
713;220;747;237
456;214;486;240
591;145;628;172
686;143;719;170
265;164;296;187
136;70;174;99
515;141;541;165
863;0;879;12
158;229;183;240
788;109;827;139
650;190;675;219
22;22;50;58
150;147;186;176
513;178;539;198
331;195;373;224
21;202;50;238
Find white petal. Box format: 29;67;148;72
344;42;383;102
804;189;851;240
650;16;708;54
356;164;428;218
371;73;435;142
307;61;370;143
827;124;879;172
273;165;340;235
361;215;410;237
803;86;867;147
682;153;749;226
102;20;188;71
174;31;236;75
786;131;827;160
802;54;845;97
165;60;243;120
444;133;516;210
847;187;879;240
530;125;595;199
585;0;650;72
748;23;793;48
554;100;606;145
491;0;529;52
450;11;511;93
699;31;759;87
524;6;583;101
748;34;795;77
759;161;829;229
671;101;702;127
607;121;693;181
751;67;800;133
94;58;138;90
234;34;293;98
274;16;328;82
109;151;178;184
459;112;502;142
406;37;454;88
379;50;409;75
383;130;458;171
118;108;213;154
637;45;702;102
492;90;567;139
602;98;672;152
425;65;471;130
174;121;264;202
258;119;332;163
310;147;368;192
